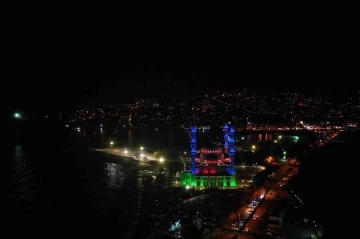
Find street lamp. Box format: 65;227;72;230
159;157;164;163
124;149;128;154
110;141;114;146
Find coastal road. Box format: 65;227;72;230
241;164;299;235
222;164;288;231
243;184;289;235
222;187;264;231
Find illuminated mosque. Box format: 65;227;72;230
180;123;237;189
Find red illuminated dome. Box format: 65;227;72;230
204;153;221;164
195;146;231;166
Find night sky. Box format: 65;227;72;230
7;23;357;114
5;8;359;116
9;61;356;115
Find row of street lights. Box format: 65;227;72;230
109;141;164;163
110;141;143;150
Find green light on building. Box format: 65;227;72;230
180;172;237;189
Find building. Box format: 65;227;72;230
268;199;287;229
180;123;237;189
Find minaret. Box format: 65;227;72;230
224;123;229;153
190;126;197;174
228;126;236;175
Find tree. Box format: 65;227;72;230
182;223;201;239
144;175;154;183
154;151;161;159
154;173;166;185
156;234;173;239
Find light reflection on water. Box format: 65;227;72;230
84;127;276;150
103;162;125;199
11;145;126;212
11;146;37;204
244;133;274;142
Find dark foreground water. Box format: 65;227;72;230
8;120;140;237
10;147;129;236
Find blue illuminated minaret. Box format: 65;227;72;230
190;126;197;174
223;123;229;154
228;126;236;175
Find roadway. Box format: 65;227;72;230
242;184;290;235
224;165;293;229
240;164;299;236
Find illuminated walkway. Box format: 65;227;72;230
93;147;158;161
